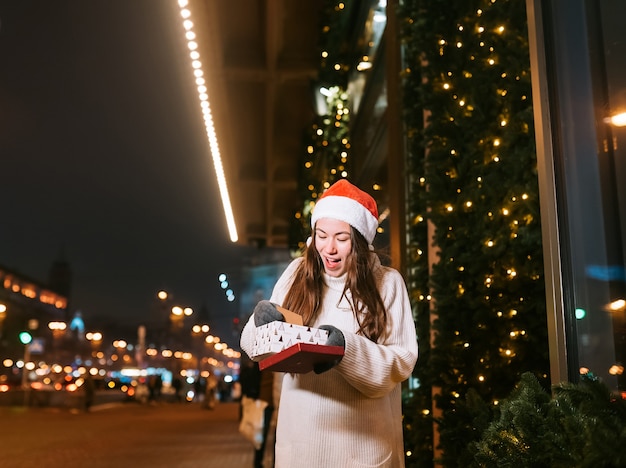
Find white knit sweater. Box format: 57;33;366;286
240;256;418;468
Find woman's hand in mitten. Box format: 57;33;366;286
314;325;345;374
253;300;285;326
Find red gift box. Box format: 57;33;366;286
258;342;344;373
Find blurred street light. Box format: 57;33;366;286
18;331;32;345
192;324;210;334
218;273;236;302
86;331;103;342
192;324;211;374
0;303;6;340
205;335;220;345
19;330;33;403
86;332;103;362
173;306;192;317
48;321;67;332
113;339;127;350
48;321;67;364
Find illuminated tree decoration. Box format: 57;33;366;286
292;87;352;251
399;0;550;465
290;2;353;251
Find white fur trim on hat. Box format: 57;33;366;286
311;195;378;244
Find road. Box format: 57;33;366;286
0;400;255;468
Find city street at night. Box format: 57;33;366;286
0;400;254;467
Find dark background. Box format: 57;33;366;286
0;1;257;338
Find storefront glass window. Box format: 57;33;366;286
540;0;626;393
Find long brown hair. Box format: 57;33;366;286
282;227;388;342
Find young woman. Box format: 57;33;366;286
240;179;418;468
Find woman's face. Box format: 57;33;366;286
314;218;352;277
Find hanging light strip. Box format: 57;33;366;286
176;0;238;242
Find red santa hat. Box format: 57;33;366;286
311;179;379;244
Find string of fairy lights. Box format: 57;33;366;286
398;0;549;436
434;6;534;382
294;3;357;244
175;0;238;243
295;86;352;243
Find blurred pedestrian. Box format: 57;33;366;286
239;354;275;468
135;377;149;404
83;372;96;412
240;179;418;467
172;376;183;403
218;377;232;402
203;373;218;409
148;375;158;403
154;374;163;401
231;380;242;401
194;377;205;403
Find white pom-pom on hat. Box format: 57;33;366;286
310;179;379;244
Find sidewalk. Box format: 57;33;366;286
0;400;255;467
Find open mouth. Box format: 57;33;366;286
324;257;341;270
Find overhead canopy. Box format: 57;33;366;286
190;0;326;248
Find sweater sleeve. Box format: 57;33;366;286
334;268;418;398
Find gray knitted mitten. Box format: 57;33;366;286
314;325;345;374
253;300;285;327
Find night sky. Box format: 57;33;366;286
0;2;259;340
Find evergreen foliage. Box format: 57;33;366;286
398;0;550;464
291;89;352;251
473;372;626;467
290;5;354;251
